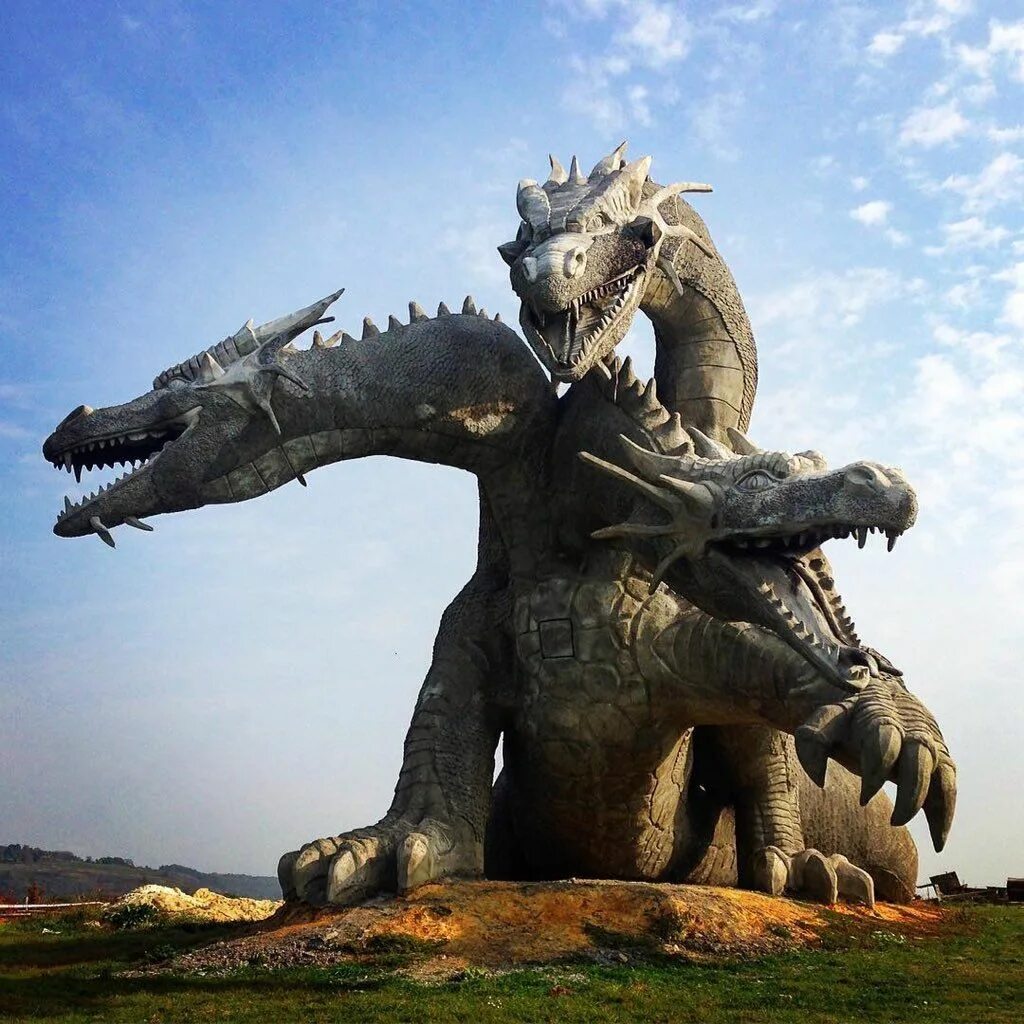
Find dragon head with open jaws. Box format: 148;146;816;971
582;426;918;692
42;289;344;546
499;142;713;382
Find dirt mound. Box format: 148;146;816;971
104;884;280;924
167;879;943;978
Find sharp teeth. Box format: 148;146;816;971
74;464;82;483
856;527;867;549
63;453;72;470
887;530;898;552
64;496;72;512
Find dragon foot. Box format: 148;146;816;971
751;846;875;908
279;816;482;906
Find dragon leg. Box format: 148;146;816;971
648;607;954;900
279;568;509;905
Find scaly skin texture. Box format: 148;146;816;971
43;291;954;909
501;144;870;895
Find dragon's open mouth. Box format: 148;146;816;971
524;266;644;373
46;409;198;527
705;540;901;688
720;522;903;557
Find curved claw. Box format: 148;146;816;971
398;832;440;892
923;762;957;851
277;849;300;901
327;836;395;905
795;705;848;787
890;740;936;827
293;837;342;904
830;854;875;909
795;729;829;787
751;846;790;897
859;722;902;806
791;849;838;904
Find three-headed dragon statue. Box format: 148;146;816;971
43;144;955;908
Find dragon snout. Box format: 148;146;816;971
842;462;918;530
520;236;592;294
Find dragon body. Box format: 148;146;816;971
44;290;953;907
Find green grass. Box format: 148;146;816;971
1;905;1022;1023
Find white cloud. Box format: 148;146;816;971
994;262;1024;329
956;19;1024;82
925;216;1011;254
944;278;983;310
899;101;969;146
942;152;1024;212
716;1;778;23
753;267;910;334
868;31;906;58
553;0;692;129
988;20;1024;81
561;54;655;131
616;2;691;68
849;201;908;245
902;0;974;38
987;124;1024;143
868;0;974;64
850;199;892;226
691;91;744;162
851;175;870;191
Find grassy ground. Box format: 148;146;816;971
1;904;1021;1023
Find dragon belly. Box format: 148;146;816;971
504;567;704;880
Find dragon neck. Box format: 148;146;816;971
199;312;559;577
639;196;758;439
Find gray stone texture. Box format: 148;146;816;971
43;145;955;910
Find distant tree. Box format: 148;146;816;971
25;881;45;904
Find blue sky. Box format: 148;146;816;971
2;0;1022;885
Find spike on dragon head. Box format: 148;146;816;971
499;142;713;382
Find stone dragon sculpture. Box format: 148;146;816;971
42;145;956;910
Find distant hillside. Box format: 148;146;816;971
0;844;280;902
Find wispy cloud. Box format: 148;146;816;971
552;0;692;131
850;200;909;245
942;152;1024;212
899;101;970;146
925;216;1011;254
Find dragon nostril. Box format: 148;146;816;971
846;464;888;490
565;248;587;279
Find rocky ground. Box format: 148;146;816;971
158;879;944;981
103;884;281;925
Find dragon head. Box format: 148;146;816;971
582;426;918;689
499;142;713;382
42;290;344;544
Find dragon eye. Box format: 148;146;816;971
586;212;612;232
736;470;777;492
